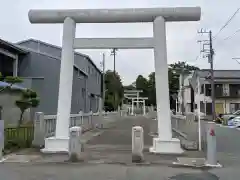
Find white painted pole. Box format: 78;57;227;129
175;98;178;113
197;74;202;151
137;92;139;109
143;100;146;115
153;16;172;141
55;17;76;138
131;99;134;115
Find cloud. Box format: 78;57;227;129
1;0;240;85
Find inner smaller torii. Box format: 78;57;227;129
124;90;148;115
130;97;148;115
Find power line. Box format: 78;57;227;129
213;8;240;40
223;28;240;40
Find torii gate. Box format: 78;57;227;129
28;7;201;154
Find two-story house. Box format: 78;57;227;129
177;73;194;114
0;38;102;122
189;69;240;116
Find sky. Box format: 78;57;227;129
1;0;240;85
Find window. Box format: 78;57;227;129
200;101;205;113
229;84;240;97
195;104;197;109
215;84;223;97
205;84;211;96
201;85;204;94
206;103;212;115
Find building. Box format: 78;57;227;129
178;69;240;116
177;73;194;114
0;38;102;119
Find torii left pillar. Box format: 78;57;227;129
42;17;76;152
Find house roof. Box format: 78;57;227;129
0;81;26;90
0;38;28;54
197;69;240;79
16;38;102;74
190;69;240;90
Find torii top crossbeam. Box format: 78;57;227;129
29;7;201;23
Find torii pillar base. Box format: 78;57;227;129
41;137;69;153
149;138;183;154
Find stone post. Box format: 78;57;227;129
132;126;144;163
32;112;45;148
69;126;82;162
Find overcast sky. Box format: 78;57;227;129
1;0;240;85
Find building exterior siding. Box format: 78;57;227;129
179;70;240;116
16;39;102;115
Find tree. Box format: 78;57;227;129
169;61;199;74
0;72;23;92
104;70;124;111
147;72;156;106
126;61;199;108
135;75;148;96
15;89;40;126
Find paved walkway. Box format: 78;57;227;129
1;116;240;179
78;115;202;164
2;115;203;165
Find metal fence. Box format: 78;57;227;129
148;111;208;151
32;110;122;147
4;125;34;150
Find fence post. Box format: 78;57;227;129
0;120;4;161
32;112;45;148
79;111;83;125
89;111;93;128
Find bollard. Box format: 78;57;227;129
32;112;45;148
132;126;144;163
206;122;219;166
0;120;4;161
69;126;82;162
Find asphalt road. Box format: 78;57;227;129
1;116;240;179
0;163;219;180
215;125;240;166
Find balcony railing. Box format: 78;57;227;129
215;93;240;98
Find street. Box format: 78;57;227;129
215;125;240;166
0;116;240;179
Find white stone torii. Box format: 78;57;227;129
28;7;201;154
124;90;142;109
131;97;148;115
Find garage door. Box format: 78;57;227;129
215;103;224;114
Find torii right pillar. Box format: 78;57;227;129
150;16;185;154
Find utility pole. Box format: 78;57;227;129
198;29;215;121
110;48;118;110
111;48;118;74
100;53;106;111
180;70;186;115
